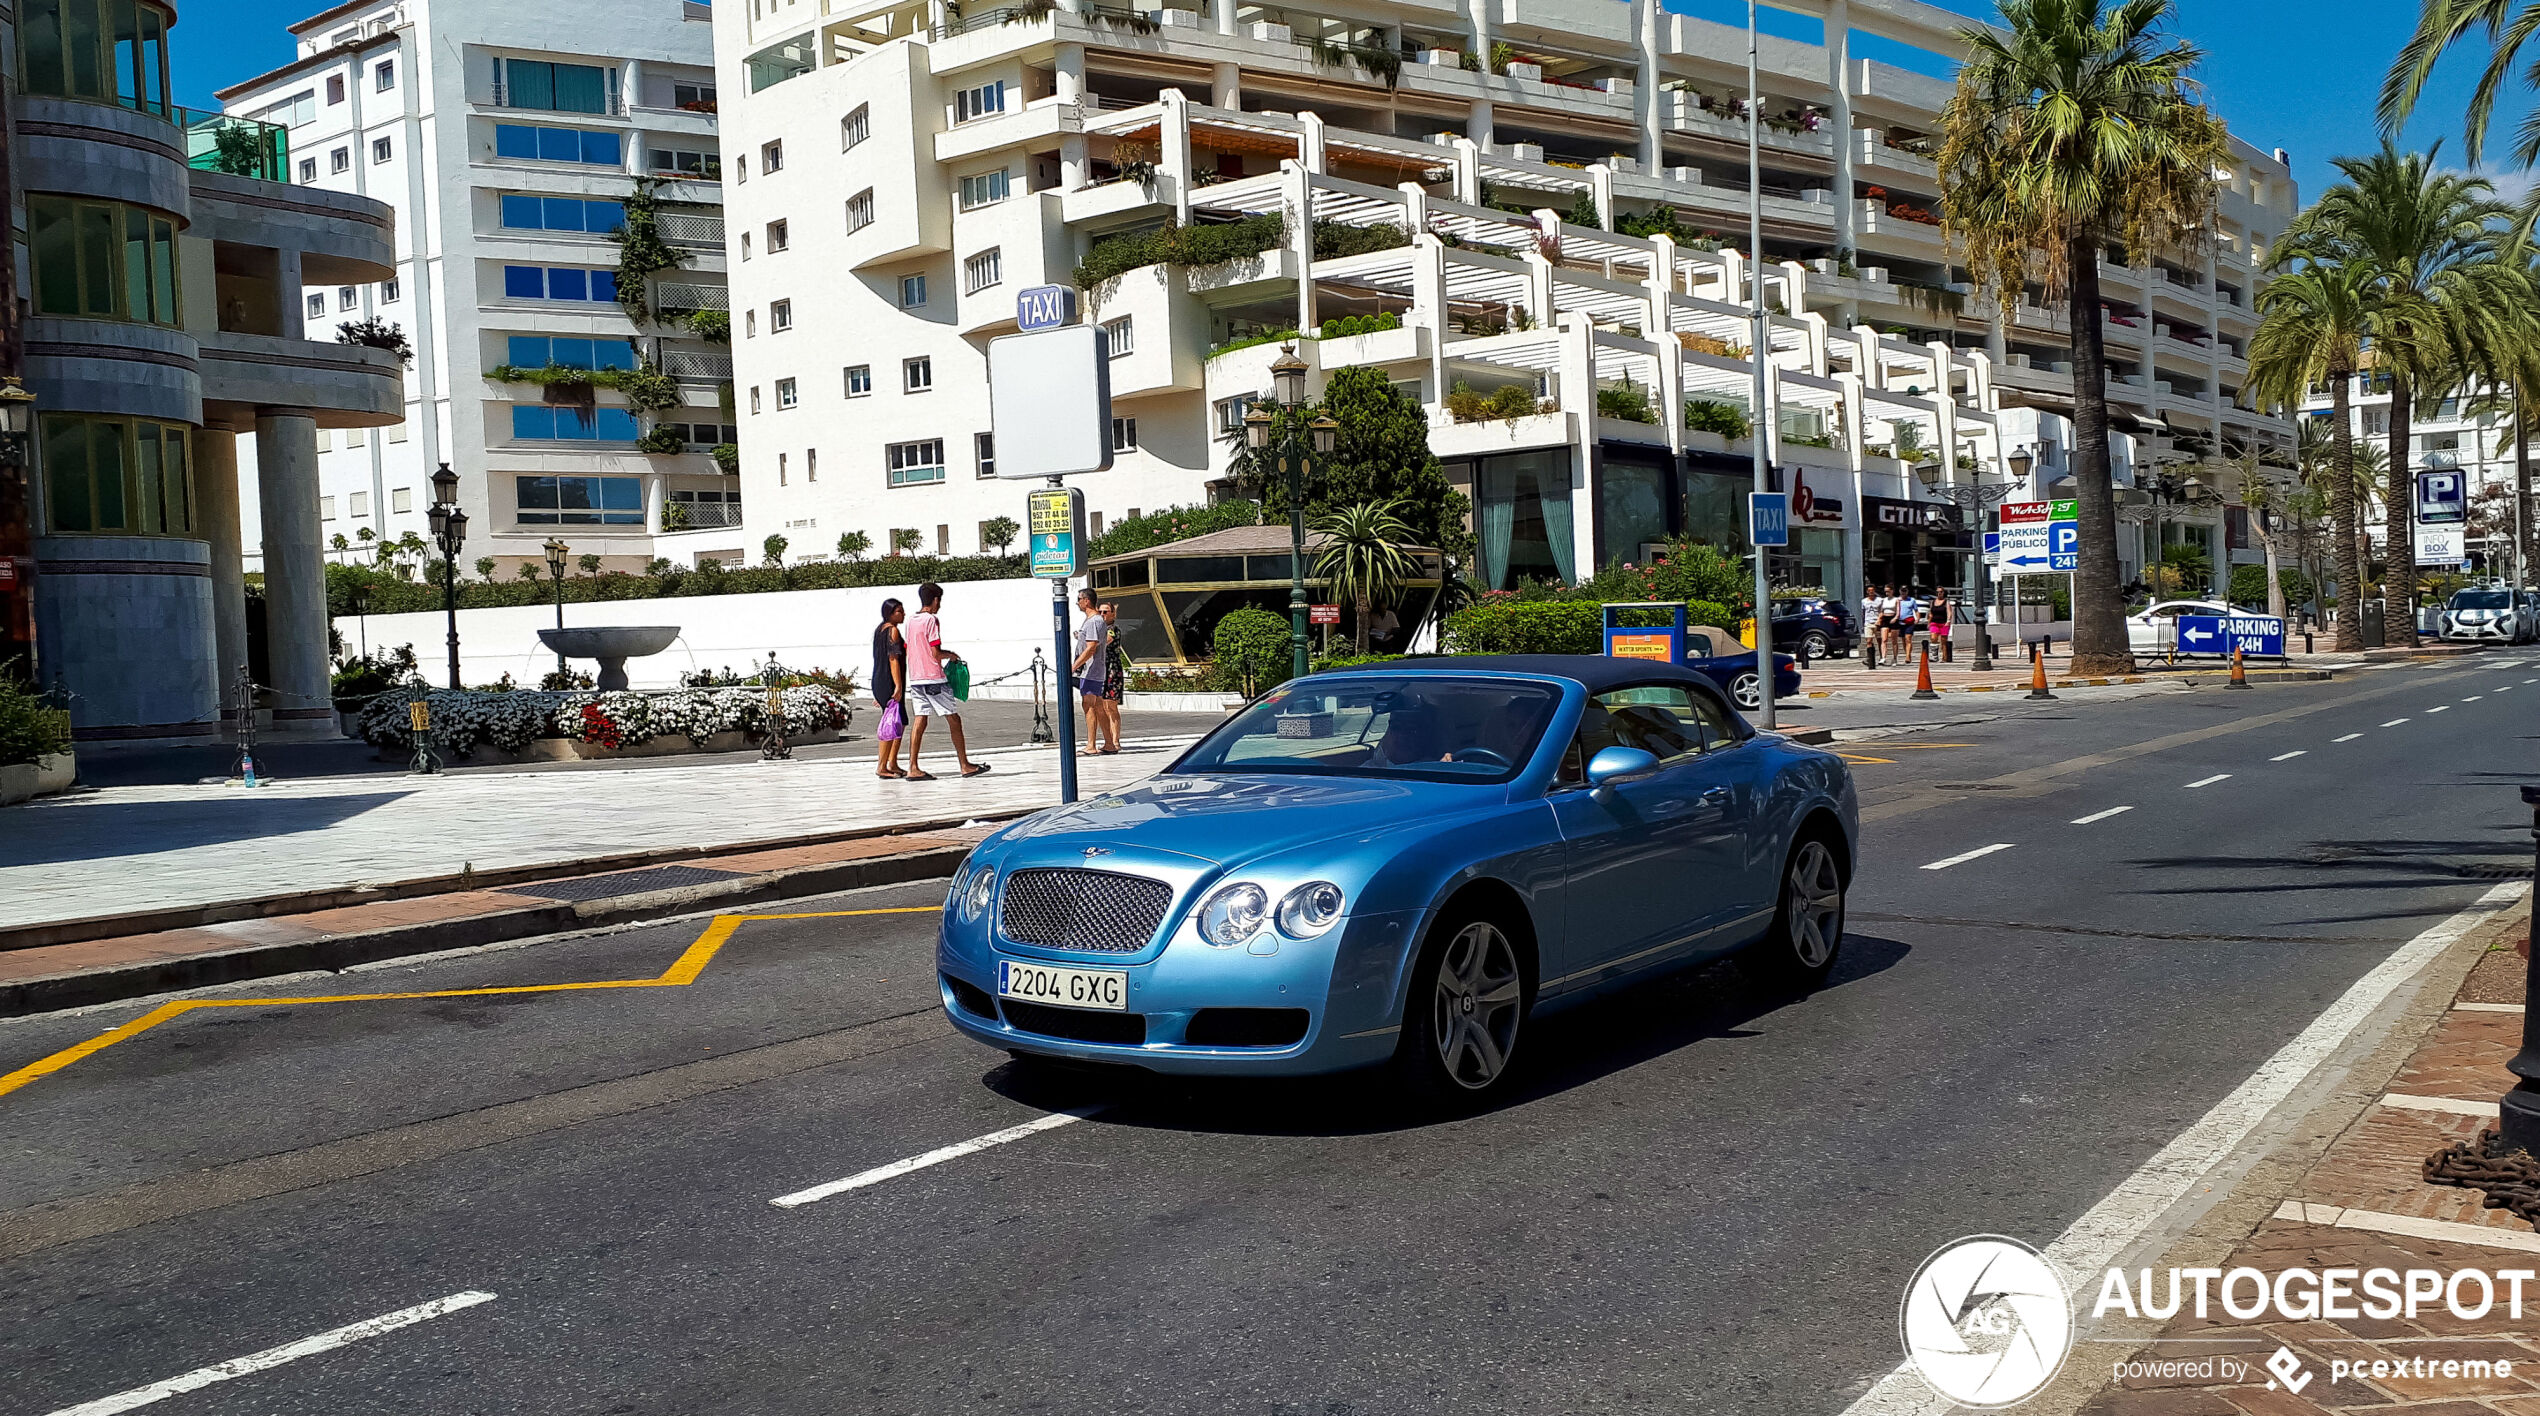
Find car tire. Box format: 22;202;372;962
1728;671;1762;710
1745;833;1846;993
1391;908;1530;1103
1801;630;1832;662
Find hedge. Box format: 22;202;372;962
1442;597;1735;656
328;554;1027;619
1211;605;1293;692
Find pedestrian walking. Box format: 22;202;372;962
1897;586;1924;663
1100;599;1129;745
1860;583;1884;668
1071;587;1119;754
1929;588;1955;663
1878;584;1904;665
903;581;988;781
871;597;908;779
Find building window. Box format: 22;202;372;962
938;524;951;555
900;274;926;308
646;147;721;179
749;385;761;414
496;58;618;115
954;80;1005;124
778;452;787;485
745;309;756;337
330;146;350;173
40;415;193;535
307;293;326;319
349;490;371;517
904;356;932;392
740;233;751;262
776;377;798;409
498;195;628;235
494;124;623;166
888;439;946;487
845;364;871;397
320;495;334;520
735;155;746;183
19;0;175;117
1111;416;1138;452
392;487;413;513
511;406;641;441
514;474;645;524
380;277;401;303
338;285;358;310
956;169;1009;210
327;74;346;104
806;448;818;482
845;189;875;233
1214;394;1259;435
842;104;869;149
256;90;317;128
298;157;317;182
963;247;1003;294
372;136;392;164
975;432;996;479
1103;316;1133;356
376;58;395;91
770;299;793;332
674;80;716;110
504;336;636;371
760;139;784;173
501;265;618;301
29;196;180;327
766;219;788;252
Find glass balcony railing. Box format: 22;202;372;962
181;107;288;183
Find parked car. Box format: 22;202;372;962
2439;587;2533;645
1685;644;1803;709
937;656;1859;1098
1771;597;1856;661
2124;599;2234;654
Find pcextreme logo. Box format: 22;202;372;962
1899;1236;2074;1408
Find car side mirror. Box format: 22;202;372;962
1586;745;1661;789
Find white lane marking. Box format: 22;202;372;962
2271;1200;2540;1256
2070;806;2134;825
2381;718;2410;727
2184;774;2232;788
2333;733;2364;742
2428;705;2451;713
1838;879;2528;1416
2527;678;2537;683
2500;686;2516;692
771;1109;1098;1208
2379;1092;2501;1118
1919;843;2015;871
2464;696;2485;702
2457;1002;2527;1014
43;1291;496;1416
2269;751;2307;762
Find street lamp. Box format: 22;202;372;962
542;535;570;677
1915;457;2017;670
0;377;39;677
0;377;37;458
1245;344;1337;684
426;462;467;689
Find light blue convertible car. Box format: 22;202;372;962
936;655;1857;1098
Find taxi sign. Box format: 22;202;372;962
1749;492;1788;547
1027;486;1086;578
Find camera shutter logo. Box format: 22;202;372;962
1899;1235;2072;1408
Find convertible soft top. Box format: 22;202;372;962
1316;654;1729;696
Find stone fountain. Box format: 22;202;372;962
538;626;680;690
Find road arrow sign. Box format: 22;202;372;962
2001;552;2052;570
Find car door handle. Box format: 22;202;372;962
1698;787;1733;806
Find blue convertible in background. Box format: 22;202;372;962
937;655;1857;1099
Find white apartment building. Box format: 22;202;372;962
221;0;740;579
2303;375;2527;566
712;0;2293;636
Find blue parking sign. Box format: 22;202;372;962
2176;614;2285;658
1749;492;1789;547
2048;520;2079;572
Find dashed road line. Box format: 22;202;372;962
2269;751;2307;762
772;1109;1099;1208
2428;705;2451;713
2381;718;2410;727
1919;844;2015;871
2500;686;2516;693
2184;774;2232;788
2070;806;2134;825
41;1291;496;1416
2333;733;2363;742
2464;696;2484;702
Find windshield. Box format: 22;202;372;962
2452;590;2512;610
1172;676;1562;784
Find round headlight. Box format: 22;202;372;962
1197;883;1268;946
1276;881;1346;938
960;863;996;921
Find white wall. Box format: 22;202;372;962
338;575;1071;691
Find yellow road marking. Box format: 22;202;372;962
0;906;944;1100
1835;753;1897;764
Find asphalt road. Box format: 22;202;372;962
3;653;2534;1414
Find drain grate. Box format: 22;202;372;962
2457;861;2536;880
503;864;744;902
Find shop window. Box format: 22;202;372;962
28;195;179;327
1473;449;1576;589
41;413;191;535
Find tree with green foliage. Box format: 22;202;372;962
474;556;497;581
981;516;1020;556
837;530;871;562
2249;258;2374;648
892;528;922;556
762;533;789;568
578;553;603;576
1209;605;1292;694
1229;365;1472;564
1314;500;1419;654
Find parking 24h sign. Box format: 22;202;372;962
2175;613;2285;658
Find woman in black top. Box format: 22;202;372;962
872;598;907;779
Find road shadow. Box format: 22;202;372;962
981;933;1912;1137
0;790;418;868
2121;834;2530;928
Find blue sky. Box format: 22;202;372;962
171;0;2535;205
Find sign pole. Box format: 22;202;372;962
1032;476;1082;805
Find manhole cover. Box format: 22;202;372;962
504;864;744;901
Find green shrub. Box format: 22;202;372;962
0;674;71;766
1312;222;1408;260
1315;311;1401;340
323;553;1029;616
1577;538;1751;613
1595;384;1654;423
2229;563;2312;608
1683;399;1751;440
1443;599;1603;654
1211;605;1293;692
1074;214;1286;289
1310;651;1407;674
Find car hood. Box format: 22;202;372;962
989;773;1504;870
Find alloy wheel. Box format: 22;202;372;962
1784;839;1844;969
1432;921;1523;1090
1802;630;1830;661
1730;672;1762;710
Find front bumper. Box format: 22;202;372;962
936;909;1419;1076
2443;619;2518;642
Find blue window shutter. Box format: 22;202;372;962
512;406;554;440
503;265;546;298
499;194;542;228
494;125;538;160
542;197;584;231
586;200;626;234
596;409;640;441
597;341;636;371
507;336;549;367
600;477;643;510
545;268;587;301
584;131;623;166
536;126;578;162
588;270;617;302
557;408;597;439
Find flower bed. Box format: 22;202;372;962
353;685;855;758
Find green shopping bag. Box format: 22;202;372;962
948;660;971;701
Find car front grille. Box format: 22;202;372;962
999;868;1173;953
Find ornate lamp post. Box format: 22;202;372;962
425;463;467;689
1244;344;1339;684
542;535;570;677
1914;458;2017;670
0;377;38;679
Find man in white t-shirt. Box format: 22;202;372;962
1860;586;1883;667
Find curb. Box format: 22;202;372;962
0;842;976;1020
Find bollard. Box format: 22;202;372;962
2497;786;2540;1156
2225;645;2251;690
1861;636;1877;671
1911;642;1940;701
2025;643;2056;700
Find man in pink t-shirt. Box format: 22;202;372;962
902;581;986;780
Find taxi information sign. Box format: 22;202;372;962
1027;487;1086;578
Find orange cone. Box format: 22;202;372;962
1911;642;1940;700
2025;643;2056;700
2225;644;2251;690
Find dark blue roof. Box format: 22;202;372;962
1315;654;1721;694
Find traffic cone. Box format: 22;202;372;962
1911;642;1940;700
2025;643;2056;700
2225;644;2251;690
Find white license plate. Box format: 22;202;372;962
997;960;1129;1012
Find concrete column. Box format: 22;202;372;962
1799;310;1829;377
254;411;333;735
1634;0;1662;173
1057;43;1090;188
1212;0;1234;36
1525;247;1556;330
1826;0;1855;257
1467;0;1493;70
195;431;249;713
1852;324;1885;388
277;248;307;340
1213;62;1240;109
1450;136;1483;204
1288;161;1318;333
1414;234;1450;405
1161;89;1194;224
1559;316;1599;573
1587;164;1614;229
1469;99;1494;152
1836;372;1866;474
1299;111;1327;174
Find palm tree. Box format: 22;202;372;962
1313;499;1417;655
2276;146;2528;645
2383;0;2540;177
1937;0;2231;674
2248;260;2376;649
